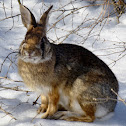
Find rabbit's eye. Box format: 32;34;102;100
41;40;45;51
40;37;45;58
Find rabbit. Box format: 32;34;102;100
17;0;119;122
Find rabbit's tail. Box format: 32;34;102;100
96;112;114;121
95;105;114;121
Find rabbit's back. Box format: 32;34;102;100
53;43;118;117
54;43;118;84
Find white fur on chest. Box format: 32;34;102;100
35;85;52;96
59;89;69;109
19;55;51;64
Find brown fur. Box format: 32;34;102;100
18;58;55;90
18;1;119;123
41;87;59;118
37;95;48;113
79;103;96;122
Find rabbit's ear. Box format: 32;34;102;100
39;5;53;33
18;0;37;30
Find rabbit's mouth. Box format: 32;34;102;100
19;53;52;64
20;55;43;63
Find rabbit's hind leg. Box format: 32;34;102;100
51;104;96;122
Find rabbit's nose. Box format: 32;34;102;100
23;51;32;58
26;51;36;58
24;51;29;56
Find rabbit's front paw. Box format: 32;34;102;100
41;103;57;119
50;111;95;122
38;95;48;114
37;104;48;114
41;89;59;119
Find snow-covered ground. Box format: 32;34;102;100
0;0;126;126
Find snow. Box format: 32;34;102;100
0;0;126;126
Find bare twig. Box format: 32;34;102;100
0;106;17;120
0;51;18;73
0;14;20;22
2;0;7;18
0;76;22;82
33;95;40;105
31;113;39;122
111;89;126;105
0;85;31;93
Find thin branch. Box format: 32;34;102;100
0;85;31;93
2;0;7;18
0;76;23;83
0;14;20;22
111;89;126;105
0;106;17;120
0;51;18;73
33;95;40;105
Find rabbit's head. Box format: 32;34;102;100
18;1;53;63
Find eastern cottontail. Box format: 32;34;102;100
17;1;119;122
